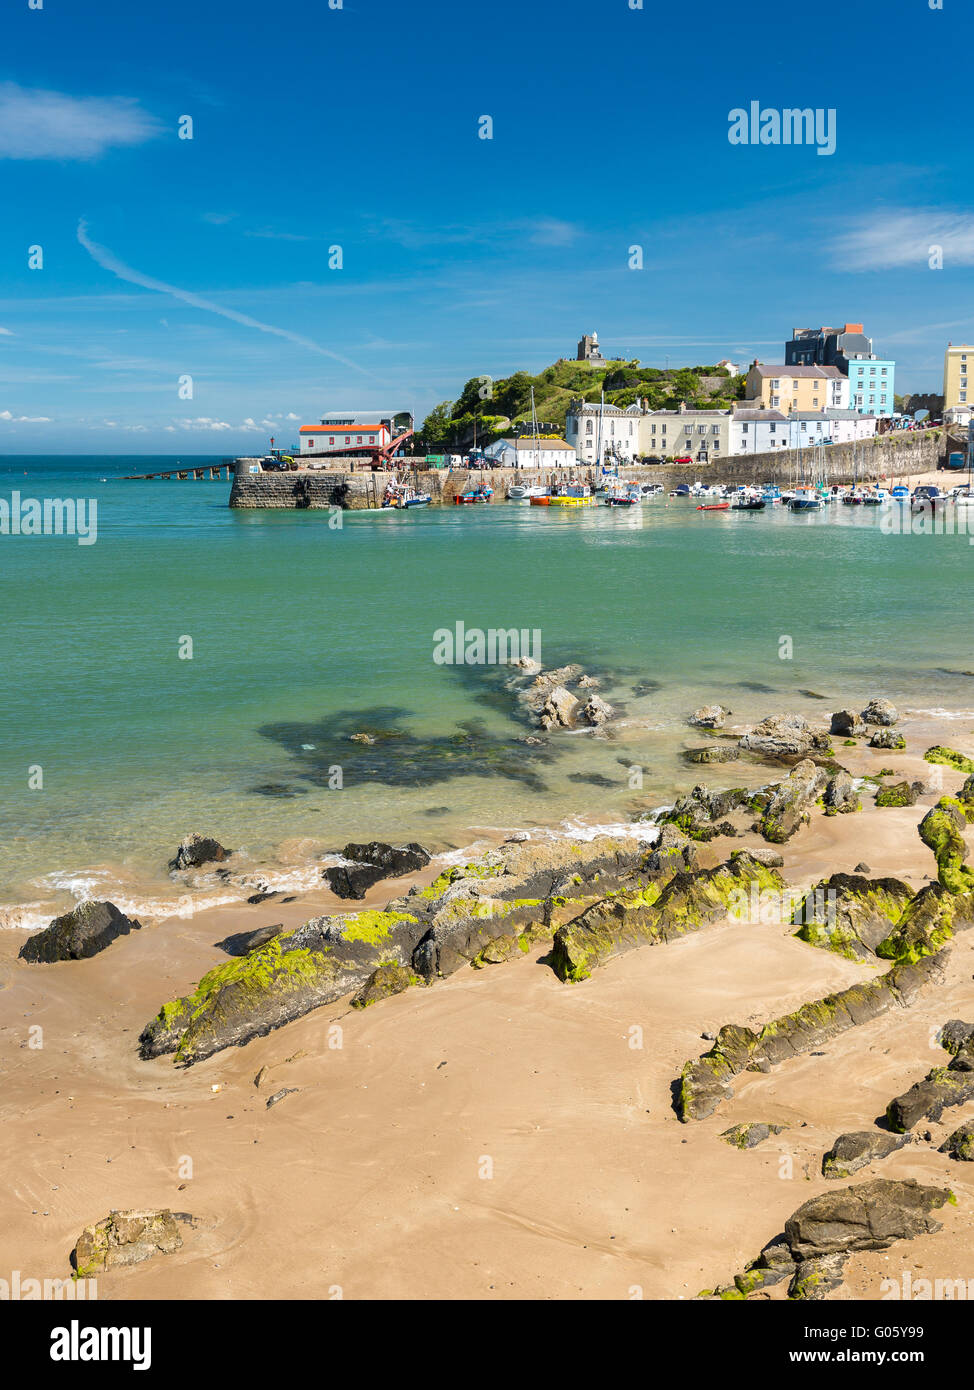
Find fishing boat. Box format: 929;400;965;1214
547;483;593;507
604;482;641;507
911;484;945;512
382;482;431;509
640;483;663;498
862;488;888;506
731;492;766;511
841;489;864;506
788;489;822;512
761;483;782;504
453;483;493;504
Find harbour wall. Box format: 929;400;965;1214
228;431;945;509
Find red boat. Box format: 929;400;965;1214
696;502;730;511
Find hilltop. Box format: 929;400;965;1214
417;357;748;451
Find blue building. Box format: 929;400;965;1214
846;358;894;416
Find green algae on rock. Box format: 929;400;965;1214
917;798;974;893
793;873;914;961
924;746;974;774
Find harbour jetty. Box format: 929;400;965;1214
228;430;943;509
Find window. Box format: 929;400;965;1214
307;439;314;449
329;436;335;445
771;378;780;388
586;420;593;433
713;441;720;450
345;435;351;445
712;425;720;434
961;391;968;403
742;423;749;433
769;423;776;433
771;396;779;406
368;435;375;444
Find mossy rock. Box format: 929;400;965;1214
924;746;974;774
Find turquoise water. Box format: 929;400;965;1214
2;456;973;921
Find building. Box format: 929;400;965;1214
716;358;740;377
945;404;972;428
745;363;849;413
730;408;877;455
846;358;894;416
784;323;895;416
637;406;731;461
577;331;606;365
566;400;641;463
299;411;412;457
487;437;578;469
944;344;974;411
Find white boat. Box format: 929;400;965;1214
507;483;528;500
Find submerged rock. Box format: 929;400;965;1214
683;744;741;765
822;1131;911;1179
72;1209;182;1276
19;901;141;964
689;704;729;729
169;833;229;871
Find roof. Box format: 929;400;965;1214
733;409;788;421
750;364;843;380
508;437;574;450
300;423;385;434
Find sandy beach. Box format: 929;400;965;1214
2;706;972;1302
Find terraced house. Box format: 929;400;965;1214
745;362;849;413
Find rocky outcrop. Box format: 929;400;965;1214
740;714;824;759
793;873;914;961
823;769;860;815
924;746;974;774
169;833;229;871
870;729;906;750
324;841;431;899
677;953;946;1122
683;744;741;764
704;1180;952;1302
918;798;974;893
758;758;828;842
830;710;866;738
720;1122;787;1149
72;1209;182;1276
939;1121;974;1161
580;694;613;726
539;686;580;730
885;1030;974;1132
822;1131;911;1179
551;851;784;984
861;698;898;726
350;962;420;1009
875;780;918;807
689;704;729;729
876;884;973;965
19;901;141;964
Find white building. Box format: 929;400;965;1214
637;407;731;461
729;409;792;454
487;437;578;469
566;400;641;463
730;407;878;455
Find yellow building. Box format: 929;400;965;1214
744;363;848;413
943;344;974;410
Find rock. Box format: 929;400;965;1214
822;1131;912;1178
861;698;899;727
870;729;906;750
325;841;431;899
689;705;729;729
924;745;974;774
938;1019;974;1054
576;673;600;689
740;713;816;758
746;846;785;868
784;1179;951;1260
939;1120;974;1161
823;769;860;815
788;1253;850;1300
875;781;917;808
876;884;973;966
169;833;228;871
350;961;418;1008
19;901;141;964
677;953;947;1122
539;686;580;730
830;710;866;737
759;758;828;842
510;656;542;675
683;744;741;764
581;694;614;726
552;850;784;984
265;1088;298;1109
885;1035;974;1131
215;924;284;957
793;873;914;961
720;1122;788;1149
854;861;870;873
72;1209;182;1275
349;732;377;744
918;799;974;893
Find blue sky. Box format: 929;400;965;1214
1;0;971;453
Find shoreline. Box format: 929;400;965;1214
2;695;973;1300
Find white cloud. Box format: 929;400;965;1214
173;417;234;431
0;409;51;422
831;209;974;270
0;326;12;335
286;412;300;420
0;83;162;160
77;220;369;373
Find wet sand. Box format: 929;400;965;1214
1;712;972;1301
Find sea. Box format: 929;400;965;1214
2;455;972;928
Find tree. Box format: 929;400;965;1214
419;401;453;450
671;368;700;400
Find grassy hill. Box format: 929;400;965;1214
417;357;748;451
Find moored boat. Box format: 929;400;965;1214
548;483;593;507
788;489;822;512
